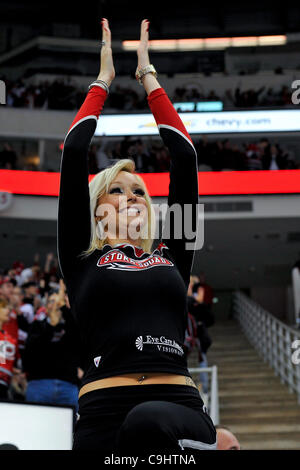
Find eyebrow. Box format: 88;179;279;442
109;181;143;187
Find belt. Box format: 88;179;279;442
79;373;198;398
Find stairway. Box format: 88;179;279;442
188;318;300;450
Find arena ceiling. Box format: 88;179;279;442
1;1;300;41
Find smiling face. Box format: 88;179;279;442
95;170;149;245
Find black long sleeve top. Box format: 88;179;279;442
57;86;199;386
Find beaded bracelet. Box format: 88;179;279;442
88;79;109;94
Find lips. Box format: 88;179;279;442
119;206;141;215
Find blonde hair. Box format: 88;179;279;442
80;159;156;258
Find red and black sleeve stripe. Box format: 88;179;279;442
57;87;108;279
148;88;199;288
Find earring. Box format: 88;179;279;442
96;220;106;240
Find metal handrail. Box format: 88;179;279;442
233;290;300;404
189;366;219;425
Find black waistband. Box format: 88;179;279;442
78;384;204;418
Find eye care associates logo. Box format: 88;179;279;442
135;335;184;356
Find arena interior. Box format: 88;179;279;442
0;0;300;453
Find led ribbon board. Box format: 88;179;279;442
94;109;300;136
1;170;300;197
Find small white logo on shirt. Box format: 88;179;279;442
94;356;102;367
135;335;184;356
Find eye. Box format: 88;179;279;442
134;188;145;196
109;187;123;194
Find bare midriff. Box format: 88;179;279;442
78;372;198;398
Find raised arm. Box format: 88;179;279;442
57;19;115;280
136;20;199;288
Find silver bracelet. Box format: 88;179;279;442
88;79;109;94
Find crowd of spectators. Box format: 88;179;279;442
0;253;82;409
4;77;86;111
1;136;297;173
2;74;296;112
86;136;300;175
173;84;293;108
195;137;299;171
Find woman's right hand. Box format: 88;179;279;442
97;18;115;86
136;19;150;71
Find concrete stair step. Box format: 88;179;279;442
217;371;276;380
206;362;269;371
218;379;283;389
209;351;257;359
238;436;300;450
206;356;261;364
212;337;248;341
219;393;297;404
229;423;300;434
209;349;254;356
220;414;300;424
219;387;293;397
220;400;299;411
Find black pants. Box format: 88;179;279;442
73;384;216;453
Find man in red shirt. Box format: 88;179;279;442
0;297;18;399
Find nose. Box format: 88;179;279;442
127;189;137;202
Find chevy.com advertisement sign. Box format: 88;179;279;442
95;109;300;136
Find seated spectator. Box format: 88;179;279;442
2;283;22;342
197;272;214;306
223;140;247;171
22;281;82;409
0;298;19;400
0;276;16;302
16;281;38;362
190;282;215;328
245;143;263;171
215;425;241;450
187;277;214;398
132;139;155;173
196;136;213;172
0;143;17;170
261;143;288;170
155;146;170;172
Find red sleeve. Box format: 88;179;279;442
147;87;198;288
147;87;194;146
58;85;108;279
67;86;107;135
